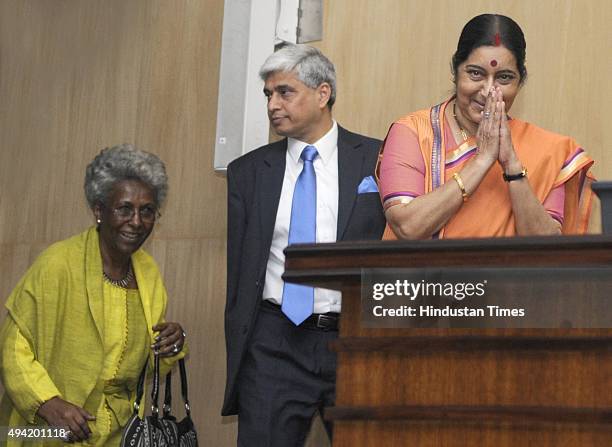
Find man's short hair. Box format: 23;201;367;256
259;43;336;108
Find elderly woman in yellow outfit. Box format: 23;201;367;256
0;144;186;445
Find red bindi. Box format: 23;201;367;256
490;59;498;67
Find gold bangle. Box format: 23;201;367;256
452;172;469;202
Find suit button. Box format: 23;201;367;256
255;280;260;287
242;326;248;335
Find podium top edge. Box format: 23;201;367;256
284;234;612;257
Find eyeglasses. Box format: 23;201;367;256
108;204;161;223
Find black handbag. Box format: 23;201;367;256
120;354;198;447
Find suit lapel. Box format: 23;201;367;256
337;126;364;240
255;130;364;248
258;140;287;268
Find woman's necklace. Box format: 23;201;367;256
452;101;469;143
103;263;134;288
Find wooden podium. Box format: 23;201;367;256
283;235;612;447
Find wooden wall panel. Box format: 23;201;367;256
0;1;610;447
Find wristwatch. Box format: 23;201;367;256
503;168;527;182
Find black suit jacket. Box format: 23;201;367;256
222;126;385;415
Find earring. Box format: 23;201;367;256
96;218;101;224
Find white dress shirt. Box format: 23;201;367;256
263;121;342;314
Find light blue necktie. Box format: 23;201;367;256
282;145;318;325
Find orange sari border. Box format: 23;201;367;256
554;149;592;187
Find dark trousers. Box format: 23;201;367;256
236;302;338;447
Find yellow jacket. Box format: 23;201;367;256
0;227;184;433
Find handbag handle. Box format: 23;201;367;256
161;358;192;417
150;353;161;415
179;358;192;416
151;354;191;417
163;370;172;417
132;356;149;413
132;354;161;415
132;354;192;417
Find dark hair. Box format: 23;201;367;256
451;14;527;84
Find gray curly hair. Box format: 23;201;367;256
84;144;168;208
259;43;337;108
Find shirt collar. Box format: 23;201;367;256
287;120;338;166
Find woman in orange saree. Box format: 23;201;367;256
377;14;595;240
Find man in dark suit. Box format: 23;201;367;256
223;43;385;447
